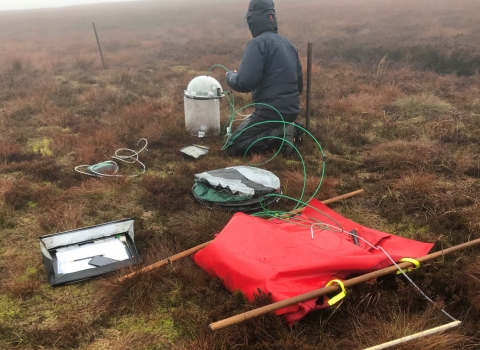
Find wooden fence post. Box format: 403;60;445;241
305;42;313;130
92;22;106;69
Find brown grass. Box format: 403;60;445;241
1;0;480;349
394;93;453;119
348;303;475;349
362;140;438;172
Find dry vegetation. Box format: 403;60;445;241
1;0;480;349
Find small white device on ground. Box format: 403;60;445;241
40;219;141;286
180;144;210;159
184;75;223;136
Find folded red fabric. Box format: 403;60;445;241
194;199;434;325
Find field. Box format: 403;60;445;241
1;0;480;348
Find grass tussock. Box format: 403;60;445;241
167;204;232;246
0;139;29;163
362;140;437;172
281;171;339;201
73;127;117;164
140;172;193;213
326;92;390;115
394;172;440;199
110;69;136;87
10;58;24;73
348;303;475;350
72;56;95;70
3;178;52;210
394;93;453;119
38;201;87;232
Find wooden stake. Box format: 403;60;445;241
277;189;364;219
118;189;364;282
208;237;480;331
92;22;106;69
363;321;461;350
118;241;211;282
305;42;313;131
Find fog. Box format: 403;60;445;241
0;0;142;11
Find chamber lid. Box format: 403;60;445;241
194;166;280;197
184;75;223;100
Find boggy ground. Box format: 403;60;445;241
0;0;480;349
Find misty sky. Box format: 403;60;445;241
0;0;140;11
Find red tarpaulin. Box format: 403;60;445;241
194;199;434;325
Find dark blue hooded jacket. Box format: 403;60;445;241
226;0;303;117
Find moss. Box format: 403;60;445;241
286;159;301;166
115;307;179;343
0;295;22;325
28;138;54;157
145;169;173;178
396;222;430;239
15;266;38;282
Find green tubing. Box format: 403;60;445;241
252;193;344;232
206;64;230;76
206;64;326;216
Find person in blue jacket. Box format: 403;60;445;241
225;0;303;156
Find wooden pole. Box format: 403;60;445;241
119;189;364;282
278;189;364;218
118;241;211;282
321;189;364;205
92;22;106;69
208;237;480;331
363;321;461;350
305;42;313;131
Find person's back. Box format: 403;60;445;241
225;0;303;155
248;31;302;117
226;0;303;120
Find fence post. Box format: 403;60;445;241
305;42;313;131
92;22;106;69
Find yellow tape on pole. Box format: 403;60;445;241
325;279;346;306
396;257;420;275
